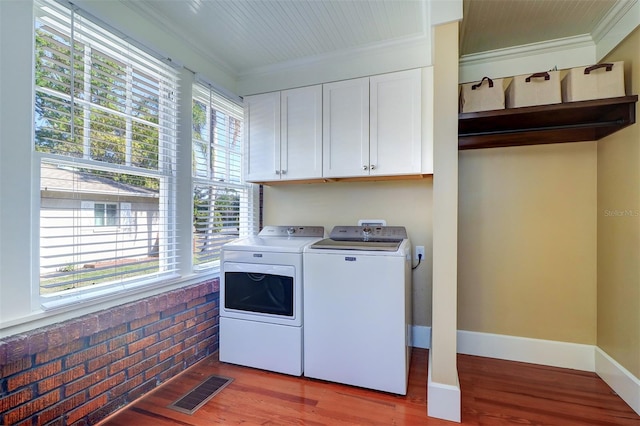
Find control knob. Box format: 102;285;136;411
362;226;372;241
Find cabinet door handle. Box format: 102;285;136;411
370;165;376;170
275;170;281;175
362;165;368;170
281;170;286;175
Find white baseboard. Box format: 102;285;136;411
411;325;431;349
457;330;595;372
416;327;639;416
427;350;461;422
596;347;640;416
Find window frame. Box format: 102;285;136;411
0;0;259;330
191;81;257;271
34;0;181;307
93;202;119;227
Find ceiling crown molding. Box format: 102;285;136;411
237;34;431;95
459;34;594;67
591;0;639;43
460;0;639;70
238;33;430;80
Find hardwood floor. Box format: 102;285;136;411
99;349;640;425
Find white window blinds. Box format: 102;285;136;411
35;0;180;297
192;83;257;268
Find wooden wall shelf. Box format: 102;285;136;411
458;95;638;150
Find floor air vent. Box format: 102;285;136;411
167;375;233;414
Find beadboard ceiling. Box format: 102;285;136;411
123;0;620;76
460;0;618;57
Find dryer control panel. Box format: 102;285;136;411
259;226;325;238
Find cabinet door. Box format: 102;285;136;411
244;92;281;182
281;85;322;180
370;69;422;175
322;77;369;178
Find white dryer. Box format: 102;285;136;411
303;226;412;395
220;225;324;376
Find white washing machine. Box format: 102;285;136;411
220;225;324;376
303;226;412;395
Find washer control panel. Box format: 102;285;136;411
328;226;407;242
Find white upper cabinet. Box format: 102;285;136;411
245;68;425;182
245;92;281;182
323;70;422;178
322;77;370;178
245;86;322;182
370;69;422;176
281;85;323;180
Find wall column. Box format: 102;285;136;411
428;20;461;422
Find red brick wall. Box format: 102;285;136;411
0;279;219;425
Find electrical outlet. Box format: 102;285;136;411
415;246;425;261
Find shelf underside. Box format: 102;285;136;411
458;95;638;150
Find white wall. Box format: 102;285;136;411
0;0;34;324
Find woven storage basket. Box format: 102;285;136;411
506;71;561;108
459;77;505;113
562;62;625;102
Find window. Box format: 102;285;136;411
35;0;179;298
192;83;257;268
94;203;118;227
